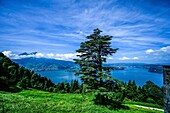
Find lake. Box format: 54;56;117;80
37;68;163;87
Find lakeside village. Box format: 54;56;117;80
32;63;163;74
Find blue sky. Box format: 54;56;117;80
0;0;170;64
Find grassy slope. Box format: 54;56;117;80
0;89;163;113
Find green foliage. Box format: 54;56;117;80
53;80;81;93
0;52;55;92
126;80;138;100
70;80;80;93
141;81;163;106
74;28;121;108
94;87;128;110
124;80;163;106
74;28;118;89
146;98;155;103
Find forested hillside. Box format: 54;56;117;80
0;52;83;94
0;53;54;92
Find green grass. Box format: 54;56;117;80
0;89;163;113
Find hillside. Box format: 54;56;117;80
0;53;55;92
0;89;163;113
12;57;76;71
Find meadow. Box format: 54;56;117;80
0;89;163;113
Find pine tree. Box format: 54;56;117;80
126;80;137;100
74;28;120;108
74;28;118;89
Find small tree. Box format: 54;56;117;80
70;80;79;93
126;80;137;100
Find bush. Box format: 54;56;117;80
9;86;22;93
53;88;57;93
93;87;128;110
49;87;54;92
123;97;131;102
146;98;155;103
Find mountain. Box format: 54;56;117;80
19;52;29;56
12;57;76;71
19;52;38;56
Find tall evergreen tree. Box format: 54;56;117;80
74;28;118;89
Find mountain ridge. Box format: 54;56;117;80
12;57;76;71
19;52;38;56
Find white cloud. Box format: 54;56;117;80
145;46;170;55
108;57;114;60
35;53;44;58
2;51;12;57
55;53;78;61
145;49;154;54
133;57;139;60
47;53;55;58
159;46;170;53
119;57;130;60
2;50;78;61
119;56;139;60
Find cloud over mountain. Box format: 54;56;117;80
2;51;77;61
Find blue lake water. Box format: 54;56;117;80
111;68;163;86
37;68;163;87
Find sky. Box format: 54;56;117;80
0;0;170;64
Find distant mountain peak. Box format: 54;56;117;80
30;52;38;55
19;52;29;56
19;52;38;56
